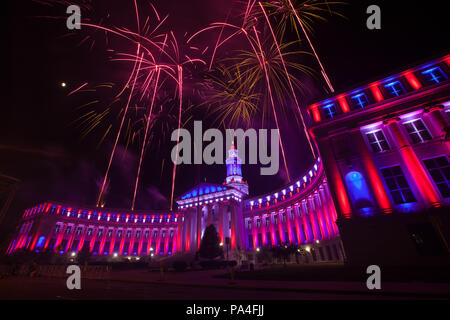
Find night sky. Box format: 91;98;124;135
1;0;448;243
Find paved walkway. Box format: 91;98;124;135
106;269;450;298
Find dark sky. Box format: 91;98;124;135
1;0;449;240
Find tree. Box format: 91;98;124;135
198;224;223;260
77;244;92;267
256;246;273;264
271;243;297;265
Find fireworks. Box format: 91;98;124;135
200;65;260;128
263;0;347;93
37;0;344;209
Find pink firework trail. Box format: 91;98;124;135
252;24;291;182
258;2;316;158
96;47;144;207
170;64;183;210
67;82;88;96
131;66;161;210
287;0;334;93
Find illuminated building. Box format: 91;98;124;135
6;204;180;258
307;54;450;265
6;54;449;266
7;141;341;263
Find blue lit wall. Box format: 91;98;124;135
345;171;375;215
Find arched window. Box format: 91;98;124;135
345;171;374;215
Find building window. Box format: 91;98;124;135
107;230;113;237
381;166;416;204
311;248;317;261
293;229;298;243
132;242;139;255
136;230;141;238
144;230;149;238
87;228;93;236
153;230;158;238
256;219;261;228
126;230;132;238
65;226;72;235
117;230;123;238
351;93;369;108
76;227;83;235
36;236;46;249
93;241;100;253
333;244;339;260
322;103;337;119
421;67;448;84
290;211;295;220
319;247;325;260
97;229;103;237
345;171;374;211
384;81;406;97
366;130;390;152
423;156;450;198
55;224;61;234
265;217;270;227
247;220;252;230
404;119;432;143
141;242;147;255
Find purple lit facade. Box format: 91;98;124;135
7;141;342;264
308;54;450;266
6;54;450;265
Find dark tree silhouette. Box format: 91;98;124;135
77;244;92;266
271;243;297;265
256;246;273;264
198;224;223;260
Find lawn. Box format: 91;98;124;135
213;263;450;283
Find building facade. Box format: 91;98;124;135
6;142;342;264
308;54;450;265
6;54;450;266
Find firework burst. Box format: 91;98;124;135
36;0;344;209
